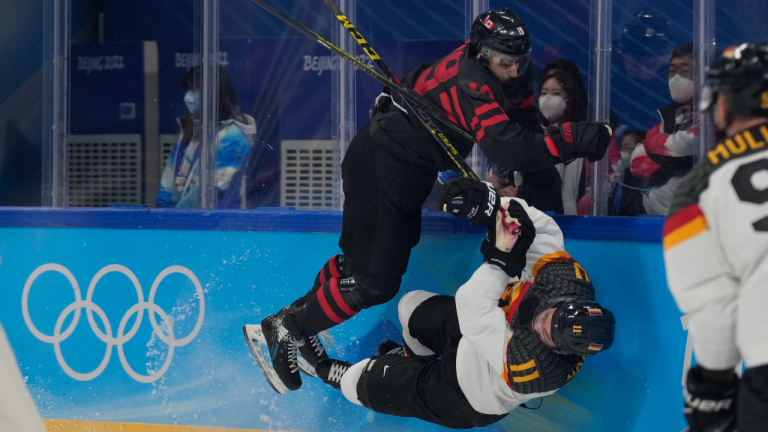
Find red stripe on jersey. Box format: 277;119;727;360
479;85;495;100
328;255;340;279
470;82;478;91
476;114;508;142
470;102;502;130
413;50;462;95
329;277;356;318
317;283;344;324
440;92;459;125
664;204;704;236
521;94;535;109
450;86;468;130
505;282;533;323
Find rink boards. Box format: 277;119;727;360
0;208;686;431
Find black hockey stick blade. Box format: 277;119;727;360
319;0;479;180
248;0;478;179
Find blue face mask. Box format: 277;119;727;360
184;90;201;115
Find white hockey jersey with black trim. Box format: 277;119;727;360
664;122;768;370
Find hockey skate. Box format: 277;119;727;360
295;332;331;377
243;311;305;394
377;339;405;356
316;358;353;390
242;324;289;394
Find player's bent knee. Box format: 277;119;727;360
398;290;437;358
738;364;768;432
341;359;369;406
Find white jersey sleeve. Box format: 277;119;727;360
455;197;567;375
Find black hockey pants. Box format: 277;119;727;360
295;115;438;336
356;295;507;429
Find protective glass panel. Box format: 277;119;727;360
0;3;45;206
608;2;695;216
63;2;196;207
489;0;593;215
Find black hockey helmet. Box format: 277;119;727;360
700;43;768;117
471;8;531;70
531;298;615;356
616;11;675;59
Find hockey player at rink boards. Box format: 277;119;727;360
244;8;612;393
664;43;768;432
312;178;615;429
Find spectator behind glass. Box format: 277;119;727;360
613;11;677;132
156;66;257;209
608;130;647;215
628;42;698;215
537;59;589;215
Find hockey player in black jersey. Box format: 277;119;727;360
243;8;612;394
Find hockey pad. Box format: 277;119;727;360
684;366;738;432
481;199;535;278
440;177;498;226
242;324;288;394
547;121;612;164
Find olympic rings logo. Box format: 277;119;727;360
22;264;204;383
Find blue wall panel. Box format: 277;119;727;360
0;210;685;431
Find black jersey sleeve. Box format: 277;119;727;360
458;81;557;171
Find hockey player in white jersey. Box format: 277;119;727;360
664;43;768;432
311;178;616;429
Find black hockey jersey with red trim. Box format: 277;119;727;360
385;42;556;172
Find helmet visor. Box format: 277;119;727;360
529;297;572;354
480;46;532;77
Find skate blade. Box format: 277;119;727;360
242;324;288;395
297;356;317;377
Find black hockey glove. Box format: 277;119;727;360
546;121;612;164
441;177;498;226
481;198;535;278
683;366;738;432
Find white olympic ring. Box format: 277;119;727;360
22;263;204;383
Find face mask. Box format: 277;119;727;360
669;74;694;103
539;94;567;121
184;91;201;115
620;150;632;169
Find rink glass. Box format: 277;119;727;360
0;0;763;216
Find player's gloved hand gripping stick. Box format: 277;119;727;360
441;177;534;278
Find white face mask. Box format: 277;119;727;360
539;94;567;121
669;74;694;103
184;90;201;114
620;150;632;169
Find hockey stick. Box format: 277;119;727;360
248;0;479;179
320;0;479;180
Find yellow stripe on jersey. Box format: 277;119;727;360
531;251;572;279
664;205;708;251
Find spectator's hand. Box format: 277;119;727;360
487;169;518;198
547;121;612;163
441;177;498;226
481;198;535;278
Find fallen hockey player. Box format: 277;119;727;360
308;179;616;428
